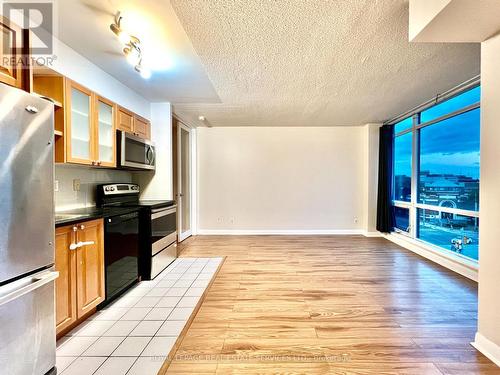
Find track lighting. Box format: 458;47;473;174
135;63;152;79
110;12;131;45
124;46;140;66
110;12;150;79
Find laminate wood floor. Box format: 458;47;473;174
162;235;499;374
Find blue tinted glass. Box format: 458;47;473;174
394;132;412;202
420;86;480;124
418;108;480;211
394;117;413;134
417;209;478;261
393;206;410;233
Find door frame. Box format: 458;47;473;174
177;121;194;242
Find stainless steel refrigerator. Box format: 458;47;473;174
0;83;58;374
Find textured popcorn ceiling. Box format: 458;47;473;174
171;0;480;127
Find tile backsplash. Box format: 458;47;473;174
55;164;133;211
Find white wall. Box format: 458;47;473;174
196;126;366;234
135;103;173;200
55;165;132;211
362;124;381;235
474;32;500;366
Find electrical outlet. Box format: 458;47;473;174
73;179;81;192
229;217;235;224
217;217;223;223
54;180;59;192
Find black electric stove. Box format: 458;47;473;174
97;184;177;281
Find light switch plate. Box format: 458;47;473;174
54;180;59;192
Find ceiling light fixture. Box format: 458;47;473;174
110;12;131;45
110;12;151;79
135;62;152;79
123;45;140;66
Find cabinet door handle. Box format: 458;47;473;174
69;240;95;251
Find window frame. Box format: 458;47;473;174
390;80;480;260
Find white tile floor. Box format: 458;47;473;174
56;257;222;375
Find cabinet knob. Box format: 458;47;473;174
72;226;78;232
91;161;96;165
80;224;85;230
97;161;101;166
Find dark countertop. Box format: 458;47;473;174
55;206;140;227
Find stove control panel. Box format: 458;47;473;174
101;184;140;195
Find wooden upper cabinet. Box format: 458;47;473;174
117;107;134;133
55;225;78;335
75;219;105;319
117;107;151;140
33;74;150;167
65;80;94;165
134;115;151;140
64;80;119;167
94;96;117;167
0;16;25;89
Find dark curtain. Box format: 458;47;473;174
376;124;395;233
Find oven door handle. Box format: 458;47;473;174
151;206;177;219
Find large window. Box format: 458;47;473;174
391;85;480;262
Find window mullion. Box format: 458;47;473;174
410;114;419;239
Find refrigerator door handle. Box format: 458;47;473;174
0;271;59;307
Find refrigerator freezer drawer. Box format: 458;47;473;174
0;270;58;375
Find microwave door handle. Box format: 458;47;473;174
146;146;155;165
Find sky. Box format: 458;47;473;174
394;87;480;180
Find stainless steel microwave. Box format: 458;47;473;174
118;131;156;170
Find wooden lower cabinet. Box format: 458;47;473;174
55;219;105;336
55;225;77;334
76;220;105;318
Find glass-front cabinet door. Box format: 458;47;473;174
66;81;93;164
95;96;116;167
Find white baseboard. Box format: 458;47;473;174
384;233;478;282
472;332;500;367
363;231;383;238
196;229;366;236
